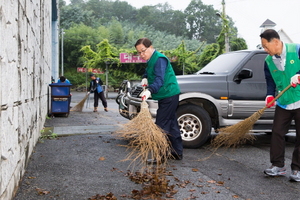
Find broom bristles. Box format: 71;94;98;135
211;107;267;148
116;101;171;170
70;94;89;112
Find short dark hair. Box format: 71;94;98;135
59;76;66;82
135;38;152;48
260;29;280;42
89;73;95;77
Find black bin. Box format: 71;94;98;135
49;83;72;117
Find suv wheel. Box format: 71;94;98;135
177;104;212;148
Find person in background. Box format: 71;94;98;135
135;37;183;160
88;73;108;112
260;29;300;181
57;76;71;84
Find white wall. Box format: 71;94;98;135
0;0;54;199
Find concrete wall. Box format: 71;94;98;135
0;0;55;199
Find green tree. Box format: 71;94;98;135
184;0;222;42
230;38;248;51
57;0;248;87
165;40;204;74
60;4;96;29
81;39;140;87
197;43;220;69
63;24;103;68
70;0;84;5
111;0;137;21
108;19;124;47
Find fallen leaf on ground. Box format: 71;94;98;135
207;180;216;184
36;188;50;195
99;157;106;161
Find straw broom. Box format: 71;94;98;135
211;84;292;148
70;93;89;112
116;99;173;199
116;99;172;169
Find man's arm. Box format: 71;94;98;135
147;57;167;94
264;61;276;96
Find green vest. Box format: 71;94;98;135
266;43;300;105
146;51;180;100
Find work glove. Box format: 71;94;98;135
265;95;275;108
290;74;300;87
140;89;151;101
141;78;148;87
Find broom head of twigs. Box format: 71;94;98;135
211;85;292;149
116;101;172;171
211;107;267;148
70;93;89;112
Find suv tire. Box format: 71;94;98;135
177;104;212;148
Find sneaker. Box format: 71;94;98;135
264;166;287;176
170;153;183;160
104;107;108;112
290;170;300;182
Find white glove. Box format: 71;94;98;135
140;89;151;100
141;78;148;87
291;74;300;87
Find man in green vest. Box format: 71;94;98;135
135;38;183;161
260;29;300;181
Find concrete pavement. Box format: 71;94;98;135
13;92;237;200
13;92;300;200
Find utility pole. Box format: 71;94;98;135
222;0;230;52
61;29;65;76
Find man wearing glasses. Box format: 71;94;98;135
135;38;183;161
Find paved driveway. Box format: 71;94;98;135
13;92;300;200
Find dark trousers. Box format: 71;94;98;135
93;91;107;108
271;106;300;170
155;94;183;155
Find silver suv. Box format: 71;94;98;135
116;50;294;148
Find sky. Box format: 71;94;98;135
120;0;300;50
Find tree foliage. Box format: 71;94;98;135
230;38;248;51
58;0;248;88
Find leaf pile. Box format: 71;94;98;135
88;192;117;200
126;168;178;199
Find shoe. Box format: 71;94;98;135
104;107;108;112
290;170;300;182
264;165;287;176
170;153;183;160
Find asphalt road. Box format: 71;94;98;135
13;92;300;200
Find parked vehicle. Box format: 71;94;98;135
116;50;294;148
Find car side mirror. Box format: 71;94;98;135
234;68;253;83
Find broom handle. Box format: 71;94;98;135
266;84;292;108
141;86;146;102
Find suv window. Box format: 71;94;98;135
241;54;268;82
197;52;249;75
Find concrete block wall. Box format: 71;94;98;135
0;0;52;199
